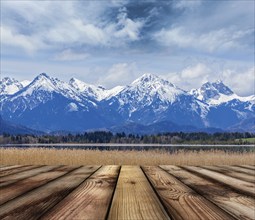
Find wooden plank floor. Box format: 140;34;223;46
0;165;254;220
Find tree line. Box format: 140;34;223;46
0;131;254;144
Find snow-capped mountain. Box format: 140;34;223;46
191;81;255;129
191;80;254;105
0;77;24;96
69;77;124;101
0;73;254;133
104;73;207;127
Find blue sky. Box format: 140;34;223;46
1;0;254;95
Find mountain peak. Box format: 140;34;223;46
132;73;159;84
131;73;176;88
1;77;19;84
191;80;235;103
211;81;233;95
0;77;23;95
37;72;50;79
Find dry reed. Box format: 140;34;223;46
0;147;254;165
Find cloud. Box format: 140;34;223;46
54;49;89;61
97;63;137;88
222;67;255;96
46;20;108;46
1;0;254;97
0;26;43;53
1;1;145;54
114;8;144;41
173;0;202;9
155;27;254;53
164;63;254;96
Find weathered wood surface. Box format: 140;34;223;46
0;165;27;172
224;165;255;175
0;165;79;205
0;165;39;177
142;166;234;220
201;165;255;183
0;165;60;187
0;165;99;220
0;165;254;220
238;165;255;170
41;165;120;220
161;165;255;220
184;166;255;197
108;166;169;220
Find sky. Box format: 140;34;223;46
1;0;254;96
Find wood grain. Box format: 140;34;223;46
224;165;255;175
0;165;59;187
161;165;255;220
142;166;233;220
108;166;170;220
0;165;79;205
40;165;120;220
238;165;255;170
0;165;254;220
184;166;255;197
201;165;255;183
0;165;25;172
0;165;36;177
0;165;99;220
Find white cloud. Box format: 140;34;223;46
54;49;89;61
155;26;254;53
1;2;145;54
181;63;211;78
98;63;137;88
164;63;254;96
173;0;202;9
114;8;144;41
222;67;255;96
0;26;43;53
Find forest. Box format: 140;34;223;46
0;131;254;145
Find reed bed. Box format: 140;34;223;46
0;147;254;165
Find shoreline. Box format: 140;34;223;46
1;143;255;147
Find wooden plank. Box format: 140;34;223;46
221;165;255;175
40;165;120;220
108;166;170;220
238;165;255;170
0;165;79;205
201;165;255;183
161;165;255;220
0;165;39;178
0;165;60;187
0;165;99;220
142;166;233;220
0;165;26;172
184;166;255;197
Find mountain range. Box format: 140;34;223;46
0;73;254;134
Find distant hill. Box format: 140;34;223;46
0;116;43;135
110;121;223;135
228;117;255;133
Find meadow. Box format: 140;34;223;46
0;147;254;165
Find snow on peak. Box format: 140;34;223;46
132;73;174;87
69;77;107;100
20;80;31;87
115;73;185;112
69;77;96;92
13;73;83;103
191;80;252;105
0;77;23;95
69;77;125;101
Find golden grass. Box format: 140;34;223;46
0;147;254;165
